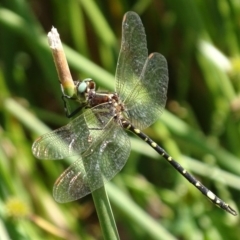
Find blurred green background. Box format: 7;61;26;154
0;0;240;239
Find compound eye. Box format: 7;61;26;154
78;81;87;94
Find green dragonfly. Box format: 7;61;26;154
32;11;237;216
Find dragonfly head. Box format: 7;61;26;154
75;78;96;102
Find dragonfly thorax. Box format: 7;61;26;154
74;79;127;122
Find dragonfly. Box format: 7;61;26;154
32;11;237;216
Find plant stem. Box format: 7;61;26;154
92;186;120;240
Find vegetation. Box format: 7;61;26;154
0;0;240;239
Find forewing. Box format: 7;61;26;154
32;112;91;159
115;11;148;101
53;123;131;202
124;53;168;129
32;105;110;160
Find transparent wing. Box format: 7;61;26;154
53;123;131;202
115;12;169;129
32;112;91;159
115;11;148;101
124;53;168;129
32;103;113;160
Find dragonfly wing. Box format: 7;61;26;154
53;123;131;202
116;11;148;101
32;108;104;160
124;53;168;129
53;156;90;202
